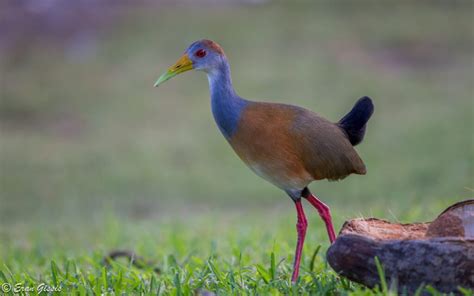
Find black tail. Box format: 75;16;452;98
338;96;374;146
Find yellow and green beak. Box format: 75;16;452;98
154;54;194;87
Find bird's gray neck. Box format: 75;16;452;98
207;61;247;140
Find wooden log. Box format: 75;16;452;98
327;200;474;294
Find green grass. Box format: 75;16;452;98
0;215;346;295
0;1;473;295
2;214;472;295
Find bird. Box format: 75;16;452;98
154;39;374;282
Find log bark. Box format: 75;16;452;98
327;200;474;294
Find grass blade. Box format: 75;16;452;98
255;264;270;284
51;261;60;286
270;252;276;281
374;256;388;294
309;245;321;272
174;272;182;296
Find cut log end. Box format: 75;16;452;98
327;199;474;294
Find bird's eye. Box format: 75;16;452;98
195;49;207;58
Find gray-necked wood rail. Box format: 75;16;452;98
154;39;374;282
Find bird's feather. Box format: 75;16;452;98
338;96;374;146
229;102;366;191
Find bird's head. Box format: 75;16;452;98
154;39;226;87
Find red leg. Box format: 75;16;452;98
304;192;336;243
291;199;308;282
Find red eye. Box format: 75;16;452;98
195;49;206;58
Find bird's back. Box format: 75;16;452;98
229;102;366;190
292;106;366;180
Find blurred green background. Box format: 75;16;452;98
0;1;472;254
